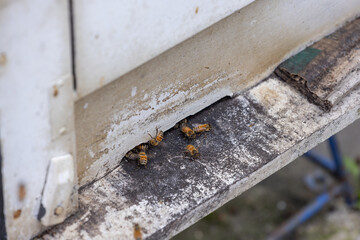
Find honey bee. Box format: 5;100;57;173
125;151;139;161
185;144;200;159
135;144;148;152
125;148;148;166
181;122;196;139
193;123;212;133
174;119;188;129
148;127;164;146
138;151;148;166
134;223;142;240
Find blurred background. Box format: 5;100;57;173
173;120;360;240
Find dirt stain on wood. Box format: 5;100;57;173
18;183;26;201
13;209;21;219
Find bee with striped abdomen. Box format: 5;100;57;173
148;127;164;146
185;144;200;159
126;144;148;166
193;123;212;134
134;223;142;240
138;151;148;166
134;143;148;152
180;121;196;139
137;144;148;166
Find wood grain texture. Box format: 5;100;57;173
75;0;360;187
275;18;360;111
0;1;76;239
39;75;360;239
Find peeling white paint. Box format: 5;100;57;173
41;75;360;239
80;71;236;185
74;0;256;96
75;0;360;187
88;149;95;158
131;87;137;97
0;0;75;238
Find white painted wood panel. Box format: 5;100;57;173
74;0;255;97
0;1;76;239
75;0;360;186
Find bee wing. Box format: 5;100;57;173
155;141;167;148
126;152;139;161
193;122;211;126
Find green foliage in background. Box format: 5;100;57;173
343;156;360;209
343;156;359;178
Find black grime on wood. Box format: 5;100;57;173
275;18;360;111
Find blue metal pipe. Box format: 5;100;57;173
267;185;344;240
304;150;336;173
328;136;345;178
268;135;355;239
328;136;354;205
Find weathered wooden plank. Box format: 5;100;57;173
38;74;360;239
75;0;360;187
0;1;77;239
275;18;360;111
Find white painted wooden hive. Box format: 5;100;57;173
1;0;360;239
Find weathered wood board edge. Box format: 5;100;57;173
75;0;360;188
38;76;360;239
275;18;360;111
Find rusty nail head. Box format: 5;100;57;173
54;206;64;216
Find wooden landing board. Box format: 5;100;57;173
38;74;360;239
75;1;360;187
275;18;360;111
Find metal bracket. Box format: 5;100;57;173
39;154;75;226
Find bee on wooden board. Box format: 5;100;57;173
174;118;188;129
180;121;196;139
193;123;212;134
185;144;200;159
134;223;142;240
126;144;148;166
148;127;164;146
125;151;139;161
138;151;148;166
125;151;148;166
136;144;148;166
134;143;148;152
